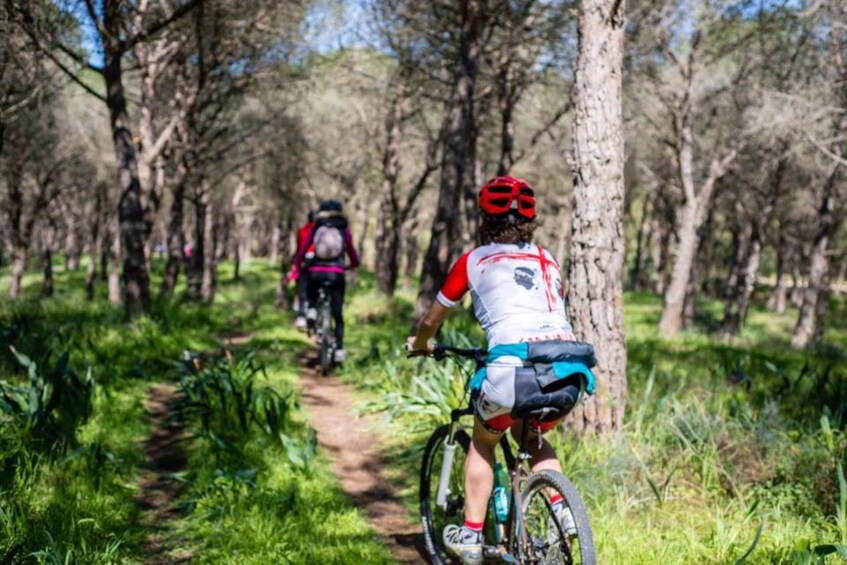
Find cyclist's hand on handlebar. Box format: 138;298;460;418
405;336;434;357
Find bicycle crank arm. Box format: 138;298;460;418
482;546;519;563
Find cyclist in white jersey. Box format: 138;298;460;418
408;176;595;565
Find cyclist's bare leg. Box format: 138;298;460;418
463;418;502;523
509;419;562;474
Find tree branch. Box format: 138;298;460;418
123;0;204;53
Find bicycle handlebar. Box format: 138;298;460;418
407;343;487;368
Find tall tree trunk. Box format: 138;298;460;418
659;148;737;336
85;223;100;302
629;188;656;291
103;17;150;316
9;245;26;300
41;220;55;298
6;171;26;299
269;225;281;267
790;264;803;308
654;215;672;295
85;186;103;301
721;220;751;332
735;235;763;327
376;79;406;296
355;199;370;271
275;214;295;310
416;0;482;318
64;221;80;271
496;61;515;176
108;221;122;306
792;164;839;348
812;272;829;344
187;184;207;300
161;173;186;296
767;232;792;313
201;186;217;303
566;0;627;434
403;216;420;291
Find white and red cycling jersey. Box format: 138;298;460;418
436;242;575;348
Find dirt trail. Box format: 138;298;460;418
298;353;427;564
136;384;193;564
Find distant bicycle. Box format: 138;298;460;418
307;280;337;376
417;344;595;565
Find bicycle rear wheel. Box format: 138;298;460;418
420;424;472;565
520;469;595;565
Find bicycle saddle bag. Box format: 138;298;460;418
510;341;596;420
511;364;582;421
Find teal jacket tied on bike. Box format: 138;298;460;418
470;340;597;400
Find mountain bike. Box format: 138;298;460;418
307;281;336;376
417;344;595;565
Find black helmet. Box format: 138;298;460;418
319;199;343;213
307;209;316;222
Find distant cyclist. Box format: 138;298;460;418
291;199;360;363
407;176;595;565
291;210;316;330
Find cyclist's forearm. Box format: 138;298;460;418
411;303;451;349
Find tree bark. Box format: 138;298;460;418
416;0;482;318
375;78;407;296
767;232;792;313
659;148;737;336
9;245;26;300
64;221;81;271
161;173;186;297
403;215;420;291
7;172;27;299
792;163;839;348
85;210;100;302
566;0;627;434
628;189;655;291
108;220;122;306
187;183;207;300
41;218;55;298
102;9;151;316
201;183;217;303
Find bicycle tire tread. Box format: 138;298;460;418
521;469;595;565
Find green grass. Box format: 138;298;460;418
339;276;847;564
0;258;392;563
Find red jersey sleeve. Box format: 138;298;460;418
436;252;470;308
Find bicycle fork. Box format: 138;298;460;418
435;421;461;510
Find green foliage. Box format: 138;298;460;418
174;349;316;468
792;540;847;565
0;347;93;452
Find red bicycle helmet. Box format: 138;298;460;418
478;176;536;219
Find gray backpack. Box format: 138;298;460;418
312;224;344;260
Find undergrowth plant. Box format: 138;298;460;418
175;348;316;468
0;348;93;453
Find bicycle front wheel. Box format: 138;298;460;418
420;424;471;565
320;304;332;375
520;469;595;565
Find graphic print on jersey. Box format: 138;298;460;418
475;245;559;313
513;266;537;290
